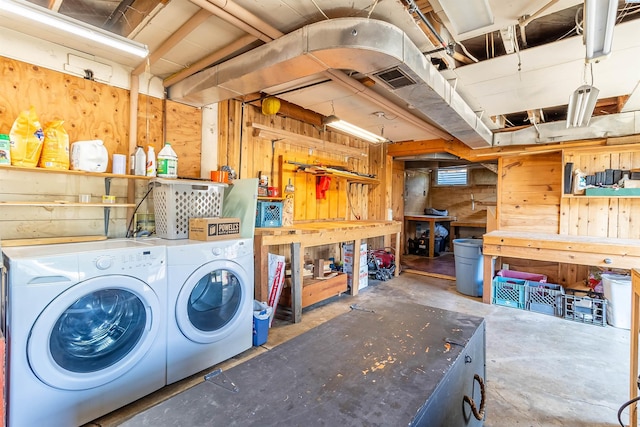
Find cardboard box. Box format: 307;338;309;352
189;217;241;241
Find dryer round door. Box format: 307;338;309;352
176;259;250;344
28;275;161;391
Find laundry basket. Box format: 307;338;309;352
151;178;227;239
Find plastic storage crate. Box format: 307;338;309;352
563;289;607;327
151;178;226;239
526;283;564;316
492;276;527;309
256;201;282;228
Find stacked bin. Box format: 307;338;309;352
492;270;548;310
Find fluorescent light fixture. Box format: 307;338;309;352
0;0;149;58
584;0;617;62
439;0;494;35
566;85;600;128
324;115;389;144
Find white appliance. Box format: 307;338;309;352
2;239;167;427
163;238;253;384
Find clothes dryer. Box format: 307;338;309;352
2;239;167;427
163;238;253;384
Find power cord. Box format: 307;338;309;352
617;376;640;426
126;183;155;238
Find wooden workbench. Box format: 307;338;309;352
449;221;487;250
254;220;402;323
482;231;640;304
484;231;640;424
404;214;456;258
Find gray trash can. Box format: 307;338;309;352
453;239;484;297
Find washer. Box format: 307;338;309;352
163;238;253;385
2;239;167;427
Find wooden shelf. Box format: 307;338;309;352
285;161;379;185
258;196;285;201
0;201;135;207
0;164;151;180
562;194;640;199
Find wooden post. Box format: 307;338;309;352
291;242;302;323
351;239;362;296
482;254;496;304
253;234;268;301
630;268;640;427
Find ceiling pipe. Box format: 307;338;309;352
203;0;283;40
403;0;448;50
188;0;274;43
133;8;212;76
164;34;258;87
519;0;561;27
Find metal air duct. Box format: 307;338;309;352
168;18;492;147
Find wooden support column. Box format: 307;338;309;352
254;234;269;301
482;254;497;304
291;241;302;323
630;268;640;427
351;238;362;296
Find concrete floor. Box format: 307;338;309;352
88;272;632;427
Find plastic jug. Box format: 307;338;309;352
157;142;178;178
134;146;146;176
146;146;156;177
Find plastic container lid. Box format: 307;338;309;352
0;134;9;140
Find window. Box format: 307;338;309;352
436;167;468;186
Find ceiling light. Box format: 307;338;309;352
438;0;494;35
584;0;617;62
0;0;149;58
323;115;389;144
566;85;599;128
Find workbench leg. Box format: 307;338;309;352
482;254;496;304
428;222;435;258
254;235;269;302
630;269;640;427
290;242;302;324
394;231;401;276
351;239;362;296
450;225;457;251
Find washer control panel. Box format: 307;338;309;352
81;246;166;274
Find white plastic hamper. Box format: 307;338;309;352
151;178;227;239
602;274;631;329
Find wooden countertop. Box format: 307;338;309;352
254;220;402;247
482;230;640;304
404;214;457;221
483;230;640;259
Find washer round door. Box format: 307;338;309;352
176;259;249;344
28;275;161;391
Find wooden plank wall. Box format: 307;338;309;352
218;99;396;263
498;152;561;233
560;147;640;239
218;99;373;222
0;56;201;239
430;167;497;232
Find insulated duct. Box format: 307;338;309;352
168;18;492;147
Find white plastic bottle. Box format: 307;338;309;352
157;142;178;178
134;146;146;176
146;146;156;177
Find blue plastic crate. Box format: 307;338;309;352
526;282;564;316
492;276;527;309
256;201;282;228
